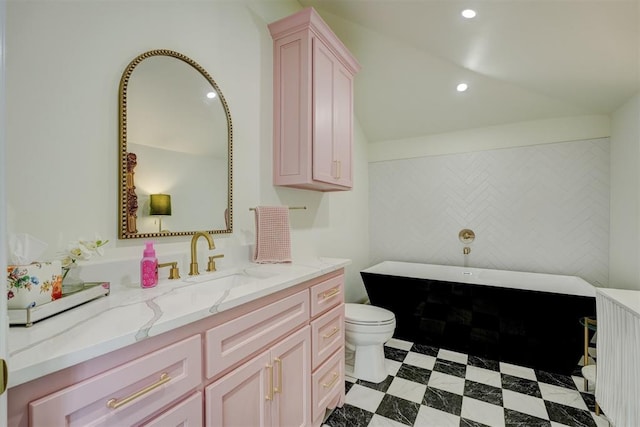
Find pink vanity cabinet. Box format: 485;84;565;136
269;7;361;192
7;269;345;427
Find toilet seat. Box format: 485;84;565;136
345;303;395;326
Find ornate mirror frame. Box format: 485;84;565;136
118;49;233;239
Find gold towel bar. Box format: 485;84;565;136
249;206;307;211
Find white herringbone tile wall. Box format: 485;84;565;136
369;138;610;286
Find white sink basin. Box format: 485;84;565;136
181;268;276;288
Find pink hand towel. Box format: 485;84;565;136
253;206;292;263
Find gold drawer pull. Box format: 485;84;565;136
265;364;274;401
274;358;282;394
322;372;339;389
106;372;171;409
322;327;339;339
322;288;340;299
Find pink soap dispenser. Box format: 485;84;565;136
140;242;158;288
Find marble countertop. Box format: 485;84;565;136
596;287;640;317
8;257;350;388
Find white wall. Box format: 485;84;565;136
5;1;370;302
609;93;640;290
369;137;610;286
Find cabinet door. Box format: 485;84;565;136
312;36;337;185
332;62;354;188
205;351;272;427
271;326;311;427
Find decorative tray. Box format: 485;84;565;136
9;282;110;327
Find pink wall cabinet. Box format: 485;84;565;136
269;7;361;192
205;326;311;427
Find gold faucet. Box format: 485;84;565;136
189;232;215;276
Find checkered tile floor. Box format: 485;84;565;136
324;338;609;427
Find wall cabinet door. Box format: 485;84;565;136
312;37;353;189
206;326;311;427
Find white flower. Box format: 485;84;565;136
61;235;109;267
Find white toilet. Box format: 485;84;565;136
344;303;396;383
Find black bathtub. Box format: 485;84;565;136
361;261;596;375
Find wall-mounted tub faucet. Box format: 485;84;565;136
459;229;475;243
463;247;471;255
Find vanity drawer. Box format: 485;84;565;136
311;348;344;421
29;335;201;427
141;391;203;427
310;274;344;318
311;304;344;370
205;290;309;379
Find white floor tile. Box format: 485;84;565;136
385;359;402;376
538;382;588;411
403;351;436;370
415;405;461;427
345;384;385;413
465;365;502;388
592;413;612;427
499;362;537;381
387;377;428;404
385;338;413;351
461;396;506;427
368;414;408;427
572;375;587;392
503;389;549;420
437;348;468;365
427;370;465;395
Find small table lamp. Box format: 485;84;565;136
150;194;172;233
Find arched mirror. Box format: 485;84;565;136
118;50;233;239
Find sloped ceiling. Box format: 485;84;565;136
299;0;640;143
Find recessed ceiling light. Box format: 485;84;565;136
456;83;468;92
461;9;476;19
206;91;217;99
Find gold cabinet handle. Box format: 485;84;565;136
265;364;274;401
322;327;339;339
106;372;171;409
322;288;340;299
322;372;339;389
0;358;8;396
274;358;282;394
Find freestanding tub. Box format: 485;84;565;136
361;261;596;375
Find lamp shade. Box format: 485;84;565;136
150;194;172;216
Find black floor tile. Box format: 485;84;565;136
356;374;394;393
324;403;374;427
467;354;500;371
410;343;439;357
464;379;503;406
433;358;467;378
504;408;552;427
422;386;463;416
396;363;431;385
535;369;578;390
501;373;543;398
384;346;409;362
544;401;597;427
376;394;420;426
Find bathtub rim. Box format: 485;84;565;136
362;261;596;298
